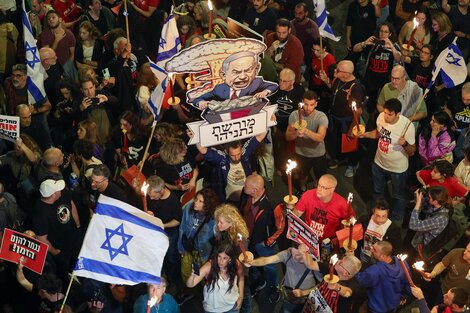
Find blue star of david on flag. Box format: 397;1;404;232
159;37;167;49
25;42;41;70
101;223;133;260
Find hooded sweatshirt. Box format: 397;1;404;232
356;256;411;313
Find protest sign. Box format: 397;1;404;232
286;211;320;260
0;228;48;274
302;288;333;313
0;115;20;142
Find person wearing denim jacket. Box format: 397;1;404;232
178;188;219;281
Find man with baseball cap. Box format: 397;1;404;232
33;179;81;280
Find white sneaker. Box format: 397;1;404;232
345;165;358;178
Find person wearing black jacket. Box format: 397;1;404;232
357;197;401;267
239;173;285;296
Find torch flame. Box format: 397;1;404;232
208;0;213;10
141;181;149;196
237;233;243;241
347;192;353;203
413;17;419;29
330;254;338;265
148;296;158;307
413;261;425;271
299;102;304;108
397;254;408;261
351;101;357;111
286;159;297;175
168;72;174;80
350;216;357;226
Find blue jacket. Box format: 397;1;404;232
204;136;261;201
356;256;411;313
178;200;215;262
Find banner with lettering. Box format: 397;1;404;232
0;115;20;142
0;228;48;274
286;211;320;260
165;38;278;146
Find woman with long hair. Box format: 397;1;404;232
77;120;103;159
113;110;145;169
75;20;103;71
352;22;401;112
151;138;199;198
193;1;210;35
214;204;249;248
187;243;245;313
418;110;455;166
398;8;431;53
429;11;453;55
178;188;220;281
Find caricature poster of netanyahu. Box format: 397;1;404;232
165;38;278;147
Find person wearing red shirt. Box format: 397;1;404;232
416;159;468;198
293;174;352;242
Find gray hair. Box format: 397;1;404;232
221;51;259;75
147;175;165;192
462;82;470;94
12;64;27;75
113;37;127;50
92;164;111;179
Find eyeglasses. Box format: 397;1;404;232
90;178;107;184
317;184;334;190
12;74;26;78
334;69;352;74
391;76;404;81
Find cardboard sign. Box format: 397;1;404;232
0;115;20;142
336;224;364;249
165;38;279;146
0;228;48;274
286;211;320;260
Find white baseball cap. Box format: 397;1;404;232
40;179;66;197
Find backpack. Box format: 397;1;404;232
418;211;461;265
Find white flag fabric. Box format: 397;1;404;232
426;37;466;92
21;0;47;104
147;9;181;120
74;195;169;285
313;0;341;42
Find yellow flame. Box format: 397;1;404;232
208;0;213;10
413;17;419;29
141;181;149;196
397;254;408;261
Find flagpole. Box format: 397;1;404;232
59;273;75;313
400;90;428;137
123;0;130;42
137;123;157;184
319;36;324;72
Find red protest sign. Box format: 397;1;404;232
0;228;48;274
336;224;364;249
286;211;320;260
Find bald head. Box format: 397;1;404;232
39;47;57;69
244;173;265;198
391;65;407;89
336;60;354;82
320;174;337;188
43;148;63;168
376;241;393;257
391;65;406;78
17;104;32;127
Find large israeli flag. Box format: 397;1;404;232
21;0;47;104
313;0;341;42
147;8;181;118
74;195;169;285
426;37;466;92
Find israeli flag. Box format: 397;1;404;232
147;8;181;120
426;37;466;92
313;0;341;42
21;0;47;104
74;195;169;285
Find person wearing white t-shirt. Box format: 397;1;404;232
361;98;416;222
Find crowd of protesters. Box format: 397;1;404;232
0;0;470;312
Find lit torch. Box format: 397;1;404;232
286;159;297;202
141;182;149;213
397;254;415;287
406;12;419;50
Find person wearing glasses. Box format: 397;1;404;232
299;244;365;313
292;174;352;243
89;164;128;206
376;65;427;128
